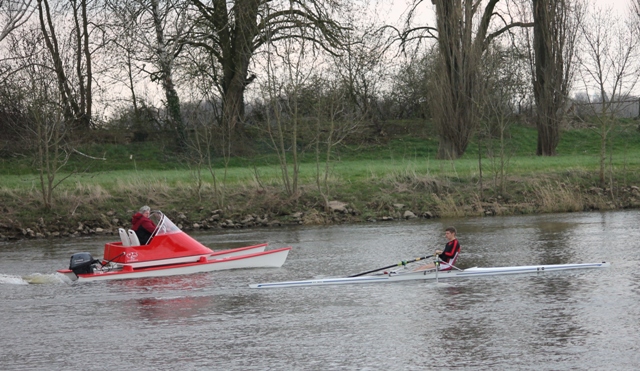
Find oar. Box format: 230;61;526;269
348;254;437;277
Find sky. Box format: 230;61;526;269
380;0;633;27
109;0;640;115
127;0;638;115
4;0;632;116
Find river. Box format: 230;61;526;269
1;210;638;370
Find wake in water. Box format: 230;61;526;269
0;273;68;285
0;274;28;285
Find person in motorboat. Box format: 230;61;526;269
131;205;157;245
413;226;460;272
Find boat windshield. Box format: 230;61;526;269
149;211;181;237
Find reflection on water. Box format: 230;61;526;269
1;210;639;370
532;220;579;264
132;295;214;323
106;273;215;292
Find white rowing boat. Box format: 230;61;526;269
249;262;610;288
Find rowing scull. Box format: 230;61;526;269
249;262;610;288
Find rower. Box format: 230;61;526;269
413;226;460;272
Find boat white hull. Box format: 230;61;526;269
117;244;267;269
249;262;610;289
62;247;290;282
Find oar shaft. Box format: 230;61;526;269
348;255;435;277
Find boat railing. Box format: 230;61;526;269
149;211;165;239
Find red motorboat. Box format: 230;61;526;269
57;211;290;282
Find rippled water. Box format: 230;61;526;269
1;211;639;370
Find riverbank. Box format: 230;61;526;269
2;168;639;241
3;119;640;242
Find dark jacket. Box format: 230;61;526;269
439;239;460;264
131;213;156;245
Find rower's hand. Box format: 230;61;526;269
435;250;442;255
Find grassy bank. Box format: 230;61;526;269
1;119;640;240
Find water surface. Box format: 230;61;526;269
1;211;638;370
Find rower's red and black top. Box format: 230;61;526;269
439;238;460;264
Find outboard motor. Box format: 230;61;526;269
69;252;101;275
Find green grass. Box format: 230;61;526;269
2;119;639;187
3;146;639;192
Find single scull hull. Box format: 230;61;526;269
249;262;610;289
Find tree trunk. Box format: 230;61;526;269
38;0;78;124
431;0;501;159
189;0;342;149
71;0;92;129
81;0;92;127
532;0;575;156
39;0;93;130
151;0;187;151
219;0;259;133
222;71;249;132
535;108;559;156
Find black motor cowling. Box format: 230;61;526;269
69;252;100;275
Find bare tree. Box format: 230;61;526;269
101;0;145;122
186;0;344;145
311;74;361;209
389;50;435;121
4;30;75;210
181;101;208;202
105;0;190;150
260;36;318;197
176;83;228;207
29;84;73;210
635;0;640;32
149;0;189;150
530;0;582;156
477;45;529;197
577;5;639;188
181;50;232;207
36;0;96;129
0;0;33;43
331;14;388;135
404;0;531;159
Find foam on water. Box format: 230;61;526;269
23;273;67;284
0;274;29;285
0;273;68;285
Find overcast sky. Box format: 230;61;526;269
378;0;633;27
